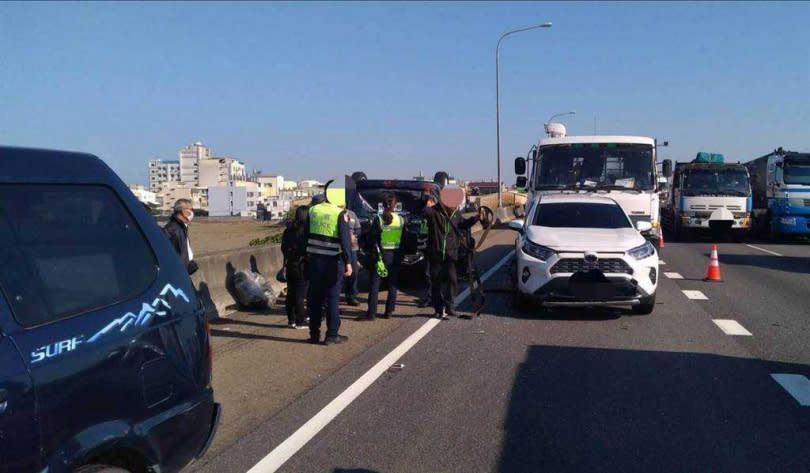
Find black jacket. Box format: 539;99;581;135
281;225;308;274
163;215;197;275
422;207;478;261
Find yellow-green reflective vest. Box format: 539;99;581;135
308;203;342;256
379;213;404;250
420;219;428;235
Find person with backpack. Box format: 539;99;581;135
422;192;486;319
281;205;310;329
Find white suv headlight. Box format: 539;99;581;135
521;238;555;261
628;241;655;260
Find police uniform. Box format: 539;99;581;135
363;213;404;319
306;200;353;344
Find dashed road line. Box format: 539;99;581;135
712;319;753;336
663;272;683;279
246;251;515;473
659;260;666;265
682;290;708;300
771;374;810;406
745;244;783;257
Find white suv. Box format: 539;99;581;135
509;193;659;314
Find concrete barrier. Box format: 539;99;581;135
192;245;286;319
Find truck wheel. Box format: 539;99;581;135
351;171;367;182
75;465;131;473
433;171;450;188
632;293;656;315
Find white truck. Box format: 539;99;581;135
661;153;752;241
514;124;670;247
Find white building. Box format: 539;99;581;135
199;156;247;188
129;185;160;207
208;182;261;217
298;179;324;197
148;159;181;192
156;184;208;213
179;142;211;186
256;175;285;198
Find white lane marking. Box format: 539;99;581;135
664;272;683;279
659;260;666;265
745;244;783;257
682;290;708;300
712;319;753;336
247;251;515;473
771;374;810;407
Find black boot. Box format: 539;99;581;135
323;334;349;345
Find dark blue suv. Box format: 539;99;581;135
0;147;220;473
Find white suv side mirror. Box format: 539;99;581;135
635;221;652;232
508;220;525;234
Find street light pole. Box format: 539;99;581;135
496;21;552;208
547;111;575;124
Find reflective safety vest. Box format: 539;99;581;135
379;213;404;250
308;202;343;256
420;219;428;235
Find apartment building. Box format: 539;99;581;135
148;159;181;192
199;156;247;188
179;142;210;186
256;175;285;198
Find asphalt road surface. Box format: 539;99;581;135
194;231;810;473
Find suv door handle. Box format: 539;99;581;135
0;388;7;414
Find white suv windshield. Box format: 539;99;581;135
534;202;632;229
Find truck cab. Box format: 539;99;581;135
746;148;810;237
0;147;219;473
662;153;752;240
515;126;666;247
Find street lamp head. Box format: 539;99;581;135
541;22;553;28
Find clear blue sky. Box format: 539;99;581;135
2;2;808;186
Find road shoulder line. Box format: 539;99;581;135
745;244;783;257
247;251;515;473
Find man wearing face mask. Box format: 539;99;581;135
163;198;199;275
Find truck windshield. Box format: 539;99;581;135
783;156;810;185
682;169;750;196
535;143;654;191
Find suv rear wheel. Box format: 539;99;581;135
433;171;449;188
351;171;368;182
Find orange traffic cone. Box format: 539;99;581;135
659;230;665;249
704;244;722;281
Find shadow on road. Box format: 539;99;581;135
209;328;311;344
709;253;810;274
498;345;810;473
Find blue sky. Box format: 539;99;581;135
1;2;808;186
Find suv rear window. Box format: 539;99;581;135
534;202;632;229
0;185;157;327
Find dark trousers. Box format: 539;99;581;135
430;257;458;315
422;258;432;301
367;250;401;317
285;263;308;325
343;249;359;300
307;254;344;338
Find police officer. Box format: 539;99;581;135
359;194;403;320
306;191;353;345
